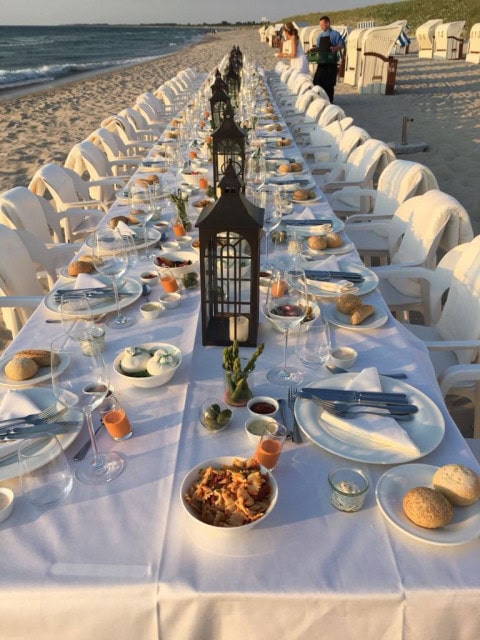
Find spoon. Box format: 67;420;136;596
326;364;407;379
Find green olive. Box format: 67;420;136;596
216;409;232;426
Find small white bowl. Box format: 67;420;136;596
247;396;279;419
140;301;164;320
329;346;358;369
159;292;182;309
180;456;278;533
175;234;193;247
0;487;14;524
244;416;279;444
139;271;159;286
113;342;182;389
154;251;199;277
180;170;202;186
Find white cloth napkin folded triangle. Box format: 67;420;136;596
74;272;108;290
116;220;136;237
319;367;420;456
303;255;358;294
0;389;41;420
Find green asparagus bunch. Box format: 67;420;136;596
223;341;265;404
169;189;191;231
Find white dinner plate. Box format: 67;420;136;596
0;387;82;475
322;302;388;330
376;464;480;545
0;351;69;389
85;227;161;252
304;264;379;299
302;239;355;258
285;217;344;235
294;374;445;464
43;277;143;317
58;268;127;289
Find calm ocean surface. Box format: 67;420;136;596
0;25;208;90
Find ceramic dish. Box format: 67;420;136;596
154;251;199;277
58;268;127;289
0;487;14;523
85;227;161;252
113;342;182;389
301;239;355;258
180;456;278;533
44;278;143;317
285;217;344;235
322;303;388;331
0;387;82;478
304;264;379;299
294;374;445;464
376;464;480;546
0;351;69;389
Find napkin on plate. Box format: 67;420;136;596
0;389;41;419
319;367;420;455
74;273;108;290
116;220;136;237
303;255;358;294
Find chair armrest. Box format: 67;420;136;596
425;340;480;351
0;296;44;308
439;364;480;397
323;180;364;193
59;208;104;223
372;263;429;277
87;177;128;187
346;211;393;224
344;221;390;234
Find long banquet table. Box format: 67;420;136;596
0;69;479;640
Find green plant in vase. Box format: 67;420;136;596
169;189;191;232
223;340;264;406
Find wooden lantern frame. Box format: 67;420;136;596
210;79;231;130
212;103;246;192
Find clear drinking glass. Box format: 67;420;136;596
51;334;124;485
296;311;331;369
19;433;73;507
259;188;282;269
60;292;94;340
129;186;154;261
265;267;308;386
92;226;134;329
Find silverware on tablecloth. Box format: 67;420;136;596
283;219;333;227
305;270;364;283
298;388;408;403
308;397;418;417
0;402;64;429
287;387;302;444
0;421;80;441
325;364;407;379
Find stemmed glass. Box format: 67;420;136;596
259;188;282;269
129;186;154;261
245;153;266;201
265;267;308;386
60;292;94;339
51;334;124;484
92;227;134;329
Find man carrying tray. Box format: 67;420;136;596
312;15;345;103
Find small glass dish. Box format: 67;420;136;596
328;467;369;512
199;398;232;432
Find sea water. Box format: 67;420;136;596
0;24;208;91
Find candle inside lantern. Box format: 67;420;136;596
229;316;249;342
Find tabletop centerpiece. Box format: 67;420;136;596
223;340;264;406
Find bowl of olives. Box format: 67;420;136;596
199;398;232;432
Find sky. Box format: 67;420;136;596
1;0;401;25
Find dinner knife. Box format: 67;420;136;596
297;389;409;403
0;423;80;441
283;219;333;227
305;271;364;283
303;395;418;414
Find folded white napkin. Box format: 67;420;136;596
116;220;136;237
303;256;358;294
0;389;41;419
74;273;107;290
319;367;420;455
296;206;316;220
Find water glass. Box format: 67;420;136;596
296;312;331;368
19;434;73;507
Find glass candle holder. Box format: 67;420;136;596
328;467;369;512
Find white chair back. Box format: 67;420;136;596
0;186;64;243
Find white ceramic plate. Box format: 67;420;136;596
305;264;379;299
43;277;143;317
0;352;69;389
294;374;445;464
302;239;355;258
0;387;82;475
58;268;127;289
322;302;388;331
284;217;344;235
85;227;161;252
376;464;480;545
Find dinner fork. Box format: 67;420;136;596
287;387;302;443
0;402;66;429
316;400;415;420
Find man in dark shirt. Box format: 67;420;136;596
313;15;345;103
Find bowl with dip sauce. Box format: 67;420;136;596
244;416;279;444
247;396;279;419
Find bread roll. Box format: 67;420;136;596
144;174;159;184
5;357;38;381
290;162;303;173
306;235;327;251
278;163;291;174
134;178;150;188
13;349;56;367
433;464;480;506
336;294;362;315
109;215;138;229
403;486;453;529
350;304;375;325
67;260;94;276
325;232;343;248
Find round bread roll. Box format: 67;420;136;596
278;163;291;174
402;486;453;529
274;123;283;131
5;357;38;381
67;260;94;276
350;304;375;326
13;349;57;367
144;174;159;184
290;162;303;173
336;294;362;315
306;235;327;251
293;189;309;201
134;178;150;188
433;464;480;506
325;232;343;248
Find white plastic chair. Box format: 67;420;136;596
329;159;439;218
119;107;164;137
101;114;155;149
288;98;330;134
297;117;354;158
308;125;370;172
29;164;106;243
64;141;130;203
87;128;144;172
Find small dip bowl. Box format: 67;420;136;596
247;396;279;419
140;301;164;320
328;467;369;512
160;292;182;309
0;487;14;524
329;346;358;369
175;234;193;247
140;271;159;286
199;398;232;432
244;416;279;444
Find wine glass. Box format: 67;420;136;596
92;227;134;329
245;153;266;200
259;188;282;269
51;334;124;484
129;186;154;261
60;292;94;340
265;267;308;386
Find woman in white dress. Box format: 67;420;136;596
278;23;309;74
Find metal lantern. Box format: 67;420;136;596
212;102;246;192
210;79;231;130
196;162;264;346
210;68;228;94
224;63;241;107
